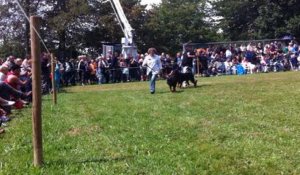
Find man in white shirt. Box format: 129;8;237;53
142;48;162;94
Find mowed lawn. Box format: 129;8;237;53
1;72;300;174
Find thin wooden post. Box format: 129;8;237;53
197;58;200;76
51;54;57;104
30;16;43;167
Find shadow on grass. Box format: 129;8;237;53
196;83;211;88
56;89;75;94
156;84;211;94
46;156;133;166
163;83;211;93
10;110;27;119
155;90;184;94
183;83;211;89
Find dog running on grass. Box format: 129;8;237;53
167;69;197;92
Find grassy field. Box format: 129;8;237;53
1;72;300;174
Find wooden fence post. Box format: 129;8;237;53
30;16;43;167
51;54;57;104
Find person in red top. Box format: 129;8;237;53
6;65;30;109
6;65;28;90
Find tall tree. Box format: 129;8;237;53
213;0;300;40
0;0;43;56
143;0;215;53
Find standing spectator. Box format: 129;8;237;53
98;57;110;84
181;50;194;74
89;59;97;84
120;58;129;82
142;48;162;94
138;54;147;81
55;60;64;90
175;52;182;68
77;55;87;86
129;57;139;81
63;59;73;86
199;51;208;76
110;52;120;83
108;52;119;83
41;53;51;94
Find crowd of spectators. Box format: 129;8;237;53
190;40;300;76
0;55;32;134
1;40;299;134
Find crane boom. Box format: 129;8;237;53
106;0;138;59
110;0;134;44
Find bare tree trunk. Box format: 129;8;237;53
58;0;66;61
58;30;66;61
24;0;30;55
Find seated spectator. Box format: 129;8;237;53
14;58;23;66
0;82;31;114
224;59;233;75
0;96;15;107
290;54;298;70
0;107;11;123
259;56;267;73
5;65;30;110
0;65;9;82
297;54;300;70
236;64;246;75
2;56;16;70
241;57;256;74
225;48;232;59
20;56;32;93
6;65;28;90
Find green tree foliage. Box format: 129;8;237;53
144;0;214;53
0;0;147;57
0;41;25;59
213;0;300;40
0;0;43;54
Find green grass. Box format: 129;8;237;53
1;72;300;174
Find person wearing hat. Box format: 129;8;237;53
142;48;162;94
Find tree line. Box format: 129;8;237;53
1;0;300;58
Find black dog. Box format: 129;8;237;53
167;70;197;92
177;71;197;88
167;70;179;92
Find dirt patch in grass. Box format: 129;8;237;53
67;128;82;136
66;125;102;137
